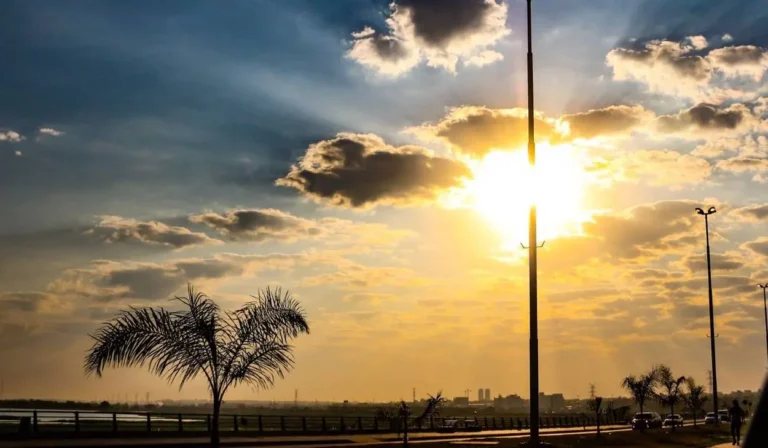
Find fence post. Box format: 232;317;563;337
178;414;183;432
430;416;434;430
112;412;118;433
483;416;488;428
234;415;239;432
321;416;326;432
258;415;263;432
280;416;286;432
302;416;307;432
357;416;363;431
74;412;80;433
339;416;345;432
374;417;379;431
207;415;211;432
32;411;38;433
146;413;151;432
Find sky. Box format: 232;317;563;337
1;0;768;404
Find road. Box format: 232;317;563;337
0;424;639;448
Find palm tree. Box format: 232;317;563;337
587;396;603;436
621;366;659;415
655;364;685;431
84;285;309;447
683;377;707;427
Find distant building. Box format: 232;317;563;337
494;394;526;410
453;396;470;406
539;392;566;412
478;389;484;403
484;389;491;402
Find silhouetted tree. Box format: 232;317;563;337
683;377;707;427
84;285;309;448
587;396;603;436
655;364;685;431
621;366;659;414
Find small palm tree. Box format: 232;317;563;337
621;366;659;415
84;285;309;447
655;364;685;431
587;396;603;436
683;377;707;427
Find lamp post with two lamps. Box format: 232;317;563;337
695;206;719;418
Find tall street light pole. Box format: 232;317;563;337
695;206;719;418
526;0;540;445
759;284;768;365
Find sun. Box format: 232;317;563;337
459;143;589;249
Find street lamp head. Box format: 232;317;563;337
760;283;767;289
708;206;717;214
695;206;717;216
695;207;705;215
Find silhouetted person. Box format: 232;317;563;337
729;399;746;446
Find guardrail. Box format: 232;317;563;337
0;409;628;438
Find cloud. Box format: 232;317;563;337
731;204;768;222
716;156;768;181
406;106;562;157
687;35;708;51
49;253;325;302
346;0;509;76
87;216;219;249
606;38;768;100
743;237;768;258
680;252;746;273
0;291;70;314
707;46;768;81
560;105;653;140
14;150;22;157
38;128;63;137
276;133;471;208
722;34;734;43
0;130;22;142
581;200;713;260
190;209;320;242
302;262;428;289
656;103;754;135
587;150;711;188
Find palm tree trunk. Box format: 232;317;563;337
693;410;697;427
211;397;221;448
670;404;675;432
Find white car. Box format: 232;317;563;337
718;409;729;423
704;412;717;425
663;414;684;427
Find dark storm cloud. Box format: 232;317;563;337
276;133;471;208
88;216;219;249
190;209;319;242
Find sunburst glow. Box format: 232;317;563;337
455;143;590;250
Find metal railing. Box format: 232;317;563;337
0;409;630;437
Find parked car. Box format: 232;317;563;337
436;419;459;433
631;412;663;430
704;412;717;425
663;414;684;427
718;409;729;422
462;419;483;432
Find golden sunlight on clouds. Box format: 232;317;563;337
442;143;592;250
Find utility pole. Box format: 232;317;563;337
526;1;540;446
589;384;596;400
413;388;416;403
464;389;472;399
295;389;298;407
